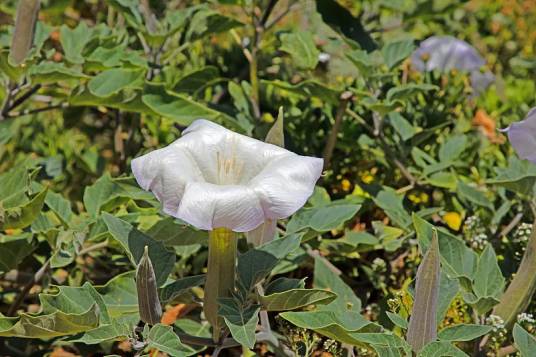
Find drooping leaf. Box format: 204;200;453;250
147;323;197;356
172;66;221;94
219;298;260;349
95;271;138;321
259;288;336;311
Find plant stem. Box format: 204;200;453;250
205;228;238;342
323;91;352;169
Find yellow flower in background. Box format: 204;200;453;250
443;211;462;231
341;179;351;192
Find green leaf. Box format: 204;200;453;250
60;22;93;64
388;112;418;141
310;204;361;232
83;174;153;217
470;244;504;313
28;62;88;83
219;298;260;349
457;181;493;209
261;79;341;105
45;190;73;225
9;0;40;65
386;84;438;102
102;213;175;286
147;324;196;356
349;333;412;356
280;32;320;69
407;229;440;352
40;282;111;324
279;310;380;346
0;166;30;208
95;271;138;321
0;234;35;273
513;323;536;357
88;68;144;98
438;324;493;341
0;305;99;338
489;156;536;196
381;39;415;69
386;311;408;329
1;188;47;230
160;275;205;302
439;135;468;163
142;91;245;130
417;341;469;356
437;272;460;322
65;320;132;344
413;214;477;285
374;188;411;228
172;66;221;94
426;172;457;190
146;217;207;246
314;256;362;312
259;288;336;311
237;233;302;292
185;8;243;42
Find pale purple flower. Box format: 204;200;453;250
411;36;493;93
503;108;536;163
131;119;323;232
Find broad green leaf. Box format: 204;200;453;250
386;312;408;329
45;190;73;225
83;174;153;217
237;233;301;292
407;230;440;352
417;341;468;356
1;188;47;230
280;32;320;69
88;69;144;97
280;310;380;346
60;22;93;64
413;214;477;285
388;112;418;141
310;204;361;232
160;275;205;302
314;256;362;312
438;324;492;341
65;320;131;344
40;282;111;324
382;39;415;69
172;66;221;94
264;277;305;294
185;8;243;42
513;323;536;357
439;135;468;163
457;181;493;209
350;333;412;356
102;213;175;286
0;305;99;338
0;234;35;273
489;156;536;196
426;171;457;190
0;165;30;208
259;288;336;311
261;79;341;105
437;272;460;322
374;188;411;228
95;271;138;321
9;0;40;65
147;324;196;356
219;298;260;349
473;244;505;303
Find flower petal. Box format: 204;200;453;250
131;145;204;216
250;155;324;219
246;219;277;247
411;36;485;72
177;182;265;232
505;108;536;164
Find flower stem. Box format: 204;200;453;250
205;228;237;342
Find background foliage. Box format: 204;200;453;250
1;0;536;356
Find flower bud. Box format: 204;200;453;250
136;245;162;325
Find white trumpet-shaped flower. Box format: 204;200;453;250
132;119;323;232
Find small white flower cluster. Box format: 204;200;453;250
486;314;505;332
518;312;536;324
464;215;480;232
371;257;387;272
513;222;532;243
470;233;488;250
